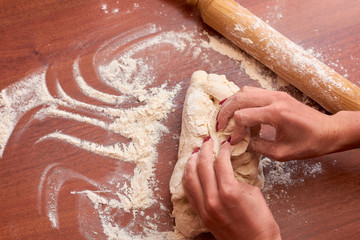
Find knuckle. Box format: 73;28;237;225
233;110;243;123
233;111;248;126
276;91;290;100
270;102;284;113
269;103;287;119
235;91;244;102
234;109;243;118
240;86;251;92
185;160;192;172
204;197;220;216
271;149;287;161
183;173;191;185
219;183;238;202
184;161;196;180
183;170;192;183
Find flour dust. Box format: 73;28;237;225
0;20;342;239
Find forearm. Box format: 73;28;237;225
328;111;360;153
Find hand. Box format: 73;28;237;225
216;86;342;161
183;138;281;240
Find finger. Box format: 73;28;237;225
228;123;248;145
234;107;273;127
228;107;271;145
248;137;279;160
250;138;294;161
230;124;261;145
237;86;271;95
217;88;274;132
183;152;204;213
183;180;199;213
197;138;219;202
214;141;236;187
218;87;264;109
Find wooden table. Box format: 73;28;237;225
1;0;360;239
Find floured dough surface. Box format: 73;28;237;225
170;71;264;238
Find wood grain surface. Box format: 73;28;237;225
1;0;360;239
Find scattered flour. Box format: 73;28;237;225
261;157;323;194
265;0;284;24
201;32;289;90
1;25;218;239
100;3;122;15
101;4;109;14
0;71;52;156
261;156;324;217
0;21;338;239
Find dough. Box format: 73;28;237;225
170;71;264;238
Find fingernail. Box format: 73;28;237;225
192;147;200;154
219;98;227;105
216;122;219;132
203;136;211;143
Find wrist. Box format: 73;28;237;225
327;111;360;153
253;222;281;240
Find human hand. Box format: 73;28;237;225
183;138;281;240
216;86;341;161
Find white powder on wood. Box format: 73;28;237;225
73;60;126;105
0;70;52;156
0;23;337;239
262;157;323;195
201;33;289;90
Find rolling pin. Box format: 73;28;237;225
187;0;360;113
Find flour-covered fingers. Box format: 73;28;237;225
214;141;235;188
228;107;272;144
237;107;275;126
196;138;230;225
196;138;219;202
228;124;248;145
239;86;264;92
217;88;273;132
183;152;203;213
182;179;198;213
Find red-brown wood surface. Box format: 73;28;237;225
1;0;360;239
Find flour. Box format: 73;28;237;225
261;156;324;217
100;3;122;15
265;0;284;24
0;22;333;239
98;30;196;103
101;4;109;14
261;157;323;196
254;22;353;106
0;71;52;156
306;47;352;79
201;33;289;90
38;27;201;239
74;60;127;105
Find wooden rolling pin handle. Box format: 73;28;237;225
189;0;360;114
